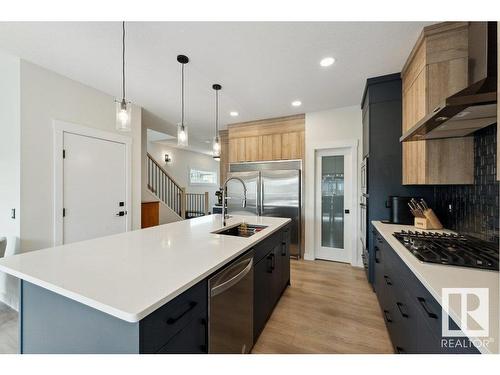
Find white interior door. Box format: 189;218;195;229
315;148;353;263
63;132;128;244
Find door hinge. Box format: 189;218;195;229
63;149;66;159
63;208;66;217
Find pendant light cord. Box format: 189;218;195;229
122;21;126;100
181;63;185;127
215;89;219;136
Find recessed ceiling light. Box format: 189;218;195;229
320;57;335;67
291;100;302;107
230;111;239;117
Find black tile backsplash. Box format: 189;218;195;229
434;124;499;242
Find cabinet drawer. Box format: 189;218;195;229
156;317;207;354
254;230;282;263
140;280;208;354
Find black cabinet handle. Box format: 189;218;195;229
267;254;273;273
375;246;380;263
417;297;438;319
383;310;392;323
271;253;276;270
199;318;207;352
384;275;392;286
396;346;406;354
396;302;409;318
281;241;287;256
166;301;197;325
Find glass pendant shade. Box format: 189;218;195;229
116;22;132;132
177;123;189;147
212;136;221;158
116;100;132;131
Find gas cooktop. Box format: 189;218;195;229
392;230;499;271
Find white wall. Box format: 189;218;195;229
19;61;142;252
0;50;20;241
147;142;220;210
304;105;363;265
0;50;21;309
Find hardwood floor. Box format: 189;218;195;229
252;259;394;354
0;260;392;354
0;301;18;354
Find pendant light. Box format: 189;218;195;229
115;21;132;132
177;55;189;147
212;84;222;160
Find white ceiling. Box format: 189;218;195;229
0;22;432;153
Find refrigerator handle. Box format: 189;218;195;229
259;176;264;216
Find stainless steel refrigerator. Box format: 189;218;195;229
227;160;302;258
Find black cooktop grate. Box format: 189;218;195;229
392;231;499;271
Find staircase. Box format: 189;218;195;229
146;153;209;219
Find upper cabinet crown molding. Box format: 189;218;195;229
402;22;474;185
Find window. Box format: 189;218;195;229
189;169;217;185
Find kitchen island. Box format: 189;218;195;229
0;214;291;354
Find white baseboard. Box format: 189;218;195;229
303;252;315;261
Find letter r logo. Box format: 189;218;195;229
442;288;489;338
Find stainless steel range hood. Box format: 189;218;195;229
401;22;497;142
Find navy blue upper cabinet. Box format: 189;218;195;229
361;74;434;285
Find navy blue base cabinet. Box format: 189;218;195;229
253;224;291;342
19;224;291;354
372;228;480;354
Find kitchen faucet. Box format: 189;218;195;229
221;177;247;226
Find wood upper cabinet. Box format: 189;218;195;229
402;22;474;185
227;115;305;163
219;130;229;185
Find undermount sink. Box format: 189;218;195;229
213;223;268;238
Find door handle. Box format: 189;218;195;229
259;178;264;217
116;211;127;216
374;246;380;263
211;258;253;297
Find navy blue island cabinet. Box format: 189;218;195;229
18;223;291;354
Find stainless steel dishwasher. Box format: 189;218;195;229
208;249;254;353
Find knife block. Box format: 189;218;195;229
414;209;443;230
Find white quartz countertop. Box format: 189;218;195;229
372;221;499;354
0;215;290;323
